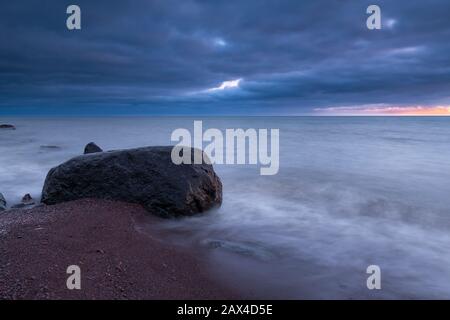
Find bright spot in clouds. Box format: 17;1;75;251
385;18;397;29
213;38;227;47
207;79;242;92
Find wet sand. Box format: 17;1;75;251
0;199;237;299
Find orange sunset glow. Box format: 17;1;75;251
315;105;450;116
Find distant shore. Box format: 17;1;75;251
0;199;237;299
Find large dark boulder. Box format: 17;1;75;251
41;146;222;218
84;142;103;154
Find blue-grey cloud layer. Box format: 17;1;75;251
1;0;449;114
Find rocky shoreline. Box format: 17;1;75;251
0;140;231;299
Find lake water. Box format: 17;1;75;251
1;116;450;298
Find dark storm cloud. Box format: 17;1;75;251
1;0;449;114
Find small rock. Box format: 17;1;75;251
0;193;6;211
11;194;36;209
0;124;16;130
84;142;103;154
22;194;34;204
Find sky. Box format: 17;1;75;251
1;0;450;115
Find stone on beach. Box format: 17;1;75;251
41;146;222;218
0;193;6;211
11;194;36;209
22;194;34;204
84;142;103;154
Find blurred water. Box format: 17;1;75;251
1;116;450;298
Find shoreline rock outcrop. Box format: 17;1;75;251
0;124;16;130
41;146;222;218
